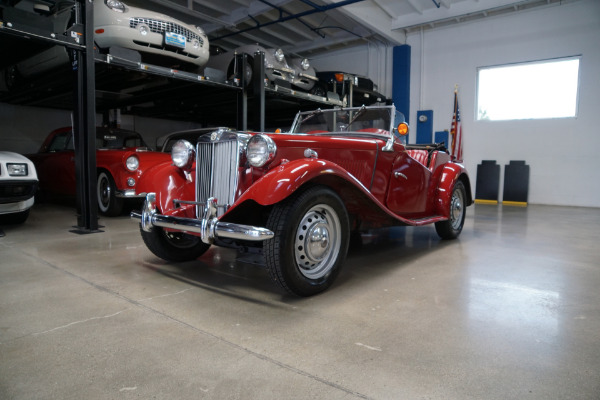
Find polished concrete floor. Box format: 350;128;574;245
0;203;599;399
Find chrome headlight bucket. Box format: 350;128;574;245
105;0;127;12
125;155;139;171
301;58;310;71
274;48;285;63
172;140;196;170
247;134;277;167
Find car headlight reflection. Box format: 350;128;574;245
126;155;139;171
172;140;195;170
247;134;276;167
138;24;149;35
192;39;200;49
105;0;127;12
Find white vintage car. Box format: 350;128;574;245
0;152;38;224
205;44;295;86
0;0;210;90
289;57;318;92
95;0;210;68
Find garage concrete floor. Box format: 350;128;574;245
1;203;599;399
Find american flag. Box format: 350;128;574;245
450;89;463;162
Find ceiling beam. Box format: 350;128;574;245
319;0;406;45
393;0;550;30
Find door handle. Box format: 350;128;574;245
394;172;407;180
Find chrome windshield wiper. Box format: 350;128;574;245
348;105;367;127
300;108;322;124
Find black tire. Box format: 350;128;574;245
309;83;327;98
0;209;30;224
140;225;210;262
265;186;350;297
97;171;124;217
435;180;467;240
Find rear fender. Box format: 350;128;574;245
434;163;472;217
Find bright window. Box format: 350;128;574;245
477;57;580;121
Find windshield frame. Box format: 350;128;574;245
289;105;399;138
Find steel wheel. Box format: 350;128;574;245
294;204;342;280
435;180;467;240
265;186;349;296
97;171;123;216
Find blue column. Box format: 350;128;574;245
392;45;411;124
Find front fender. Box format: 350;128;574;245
234;158;371;207
434;163;472;217
136;161;195;214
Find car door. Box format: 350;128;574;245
35;130;77;195
386;151;430;215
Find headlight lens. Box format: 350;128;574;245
7;163;28;176
301;58;310;71
105;0;126;12
172;140;195;169
126;155;139;171
247;134;276;167
138;25;149;35
274;48;285;63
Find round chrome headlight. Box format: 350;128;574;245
172;140;195;169
126;155;139;171
192;39;200;49
105;0;126;12
138;25;149;36
274;48;285;63
247;134;276;167
301;58;310;71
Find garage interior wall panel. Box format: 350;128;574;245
0;103;202;153
405;0;600;208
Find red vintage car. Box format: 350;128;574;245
29;126;170;216
132;105;473;296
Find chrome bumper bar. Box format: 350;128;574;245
130;193;274;244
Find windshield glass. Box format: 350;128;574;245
95;128;148;150
290;106;397;135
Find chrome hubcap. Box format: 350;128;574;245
450;188;464;230
294;204;341;279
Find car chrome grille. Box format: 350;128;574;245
129;17;204;46
196;139;239;218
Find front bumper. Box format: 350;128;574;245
131;193;274;244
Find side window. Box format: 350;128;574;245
47;131;72;152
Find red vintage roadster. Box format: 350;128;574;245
132;105;472;296
29;126;170;216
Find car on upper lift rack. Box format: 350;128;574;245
131;105;473;296
0;0;210;91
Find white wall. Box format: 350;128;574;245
406;0;600;207
0;103;202;153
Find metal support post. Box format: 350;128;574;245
252;51;265;132
71;0;99;233
235;53;247;131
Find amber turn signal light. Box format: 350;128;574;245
397;123;409;136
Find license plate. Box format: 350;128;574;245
165;32;186;49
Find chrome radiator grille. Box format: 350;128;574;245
129;18;204;45
196;139;240;217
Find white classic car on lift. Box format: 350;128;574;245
95;0;210;68
0;0;210;91
0;152;38;224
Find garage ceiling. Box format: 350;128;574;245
129;0;573;57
